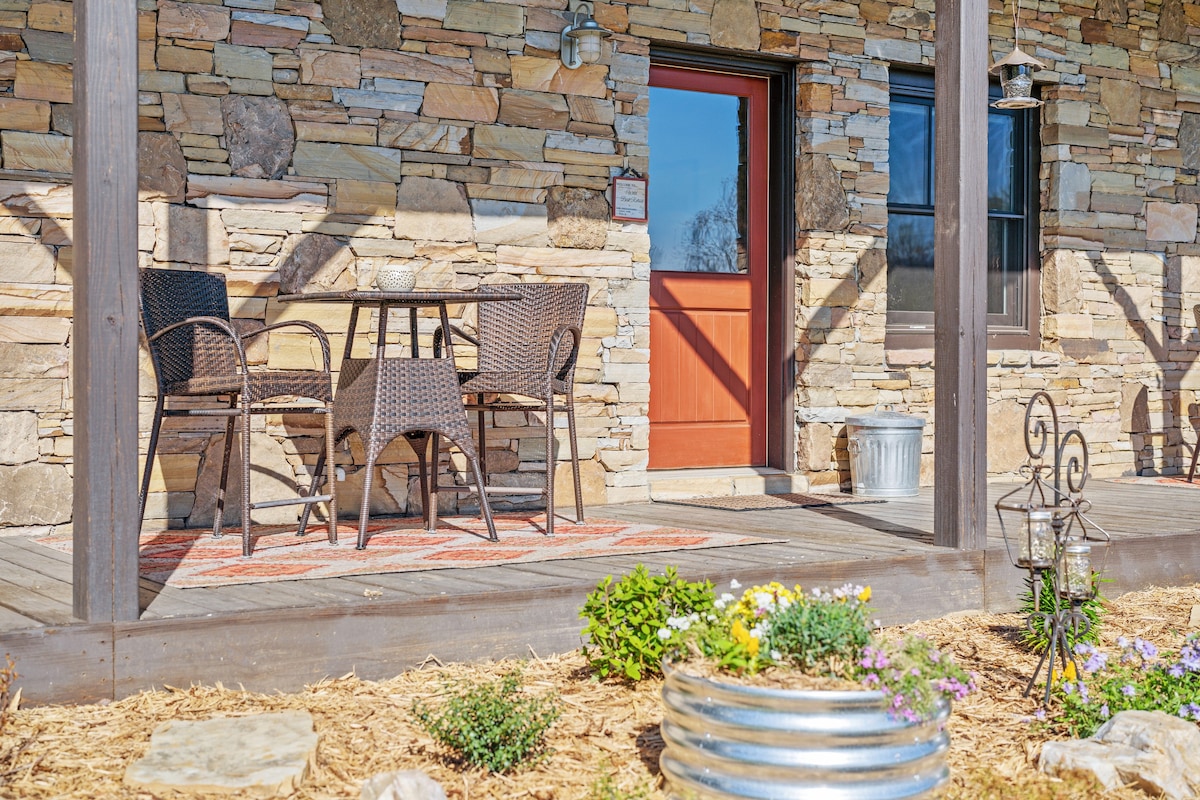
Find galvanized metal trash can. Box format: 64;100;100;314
846;410;925;498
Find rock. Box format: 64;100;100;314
124;711;317;797
138;133;188;203
1180;114;1200;171
710;0;760;50
323;0;402;49
986;400;1027;473
0;411;39;465
547;186;607;249
795;154;848;232
276;233;358;294
1040;710;1200;800
222;96;294;180
395;177;473;242
0;462;73;526
361;770;447;800
152;204;231;266
187;431;305;528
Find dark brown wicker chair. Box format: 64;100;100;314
138;268;338;556
438;282;588;535
297;354;498;547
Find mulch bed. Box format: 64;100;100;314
1;584;1197;799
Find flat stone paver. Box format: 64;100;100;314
124;710;318;797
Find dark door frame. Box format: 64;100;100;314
648;46;797;472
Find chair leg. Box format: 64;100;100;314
139;396;165;524
544;396;555;536
240;401;253;558
466;450;498;542
357;450;378;550
428;432;441;533
476;395;488;477
297;444;325;537
323;408;338;545
1189;439;1200;483
565;389;584;524
213;398;238;540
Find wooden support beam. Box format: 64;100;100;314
72;0;141;621
933;0;989;550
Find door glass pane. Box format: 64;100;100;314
889;101;932;206
988;217;1020;315
886;213;935;312
988;113;1017;213
649;86;747;273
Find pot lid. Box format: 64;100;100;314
845;410;926;428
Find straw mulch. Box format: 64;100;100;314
0;584;1197;800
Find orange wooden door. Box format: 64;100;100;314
648;66;769;469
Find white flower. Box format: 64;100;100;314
665;615;692;631
770;649;782;661
714;591;736;610
730;579;742;589
657;628;671;640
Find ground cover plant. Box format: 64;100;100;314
0;583;1196;798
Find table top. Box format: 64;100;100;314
277;289;522;305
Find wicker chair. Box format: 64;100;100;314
438;283;588;535
138;268;338;556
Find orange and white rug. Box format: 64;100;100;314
1107;476;1200;489
35;513;777;589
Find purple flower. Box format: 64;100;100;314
1121;684;1136;697
1134;638;1158;661
1169;663;1185;679
1100;704;1110;719
1034;708;1046;721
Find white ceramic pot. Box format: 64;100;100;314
374;263;417;291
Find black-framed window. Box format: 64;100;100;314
886;71;1039;344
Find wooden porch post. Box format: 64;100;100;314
933;0;989;549
72;0;141;621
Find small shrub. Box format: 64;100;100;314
769;586;873;678
1054;635;1200;737
589;766;651;800
580;564;714;681
1018;573;1105;654
412;669;560;773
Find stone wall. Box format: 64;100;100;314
2;0;1200;534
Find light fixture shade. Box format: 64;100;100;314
561;9;611;69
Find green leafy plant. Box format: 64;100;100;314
580;564;715;681
769;588;873;678
412;669;560;773
1018;573;1105;653
1054;635;1200;737
589;764;651;800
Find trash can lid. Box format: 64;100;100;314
845;410;926;428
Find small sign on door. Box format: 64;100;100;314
611;175;648;222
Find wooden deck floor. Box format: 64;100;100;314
2;479;1199;704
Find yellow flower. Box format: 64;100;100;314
857;586;872;603
731;619;760;657
1051;661;1078;684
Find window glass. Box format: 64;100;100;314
988;113;1017;213
889;101;933;207
648;87;748;273
886;71;1036;335
887;214;935;313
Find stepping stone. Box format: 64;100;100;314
125;710;318;797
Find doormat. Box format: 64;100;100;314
1107;476;1200;489
659;493;885;512
33;513;780;589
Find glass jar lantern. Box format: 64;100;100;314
1058;543;1093;601
1017;508;1055;569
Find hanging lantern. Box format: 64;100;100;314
1058;543;1093;601
1016;508;1055;570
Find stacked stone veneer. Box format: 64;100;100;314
2;0;1200;533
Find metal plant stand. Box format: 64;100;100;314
994;391;1110;705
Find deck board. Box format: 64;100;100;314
4;479;1200;703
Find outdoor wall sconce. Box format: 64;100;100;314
990;0;1046;109
560;0;611;69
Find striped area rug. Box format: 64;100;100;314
34;513;779;589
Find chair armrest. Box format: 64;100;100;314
248;320;332;371
146;315;250;372
547;323;582;381
433;323;479;359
